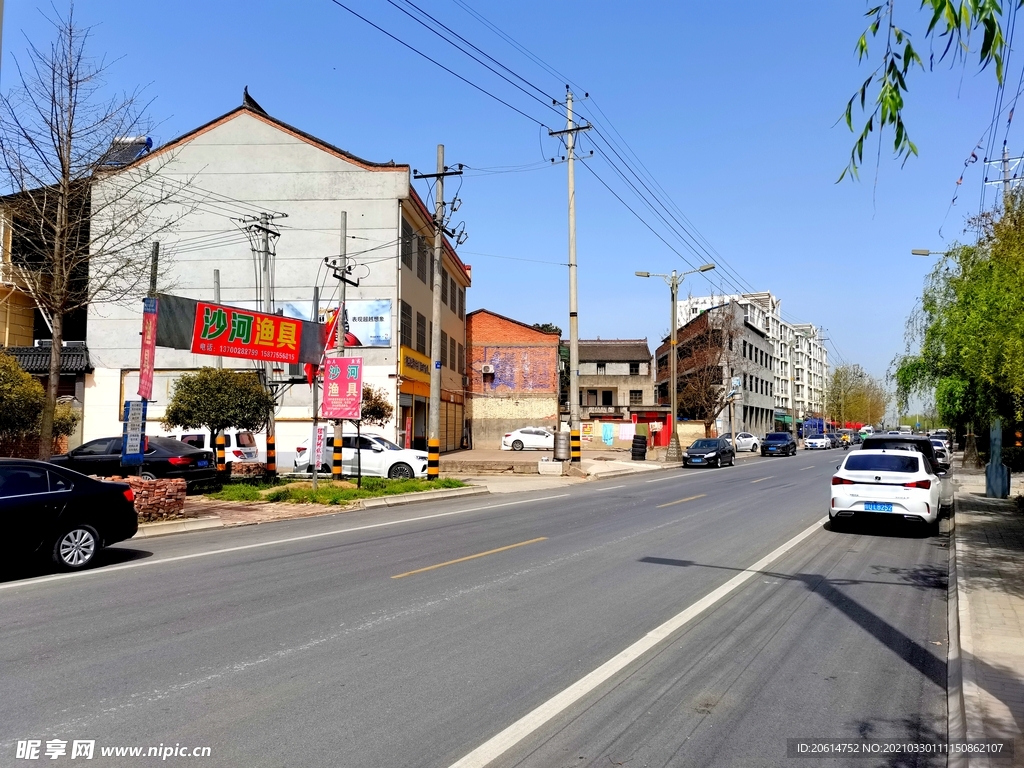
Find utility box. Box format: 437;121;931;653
553;432;571;461
538;460;565;476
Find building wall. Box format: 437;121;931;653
465;310;559;446
0;290;35;347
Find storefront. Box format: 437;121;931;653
398;345;465;452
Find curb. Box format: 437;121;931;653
947;494;967;768
135;515;224;538
359;485;490;509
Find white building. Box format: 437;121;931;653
85;95;470;467
677;292;828;428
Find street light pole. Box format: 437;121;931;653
636;263;715;462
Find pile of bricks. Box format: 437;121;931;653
230;462;267;478
107;476;189;522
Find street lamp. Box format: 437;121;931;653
635;262;716;462
911;249;947;257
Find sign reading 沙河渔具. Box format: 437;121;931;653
322;356;362;420
190;301;303;365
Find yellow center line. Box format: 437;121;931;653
656;494;706;508
750;476;774;484
392;537;548;579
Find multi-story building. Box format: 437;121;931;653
85;94;470;465
677;292;827;429
570;339;655;422
465;309;560;448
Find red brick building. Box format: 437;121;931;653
465;309;560;448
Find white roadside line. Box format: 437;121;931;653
800;466;815;471
0;494;571;592
598;485;626;491
448;515;830;768
750;476;774;484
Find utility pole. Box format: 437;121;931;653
213;266;226;474
251;212;282;479
414;147;462;480
332;211;347;481
311;286;320;490
550;89;591;463
213;269;222;369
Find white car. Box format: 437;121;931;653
722;432;759;452
501;427;555;451
294;433;428;479
830;449;950;531
930;438;951;466
804;434;831;450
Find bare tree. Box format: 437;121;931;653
0;6;188;458
675;305;739;437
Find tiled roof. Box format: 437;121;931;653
3;345;92;374
576;339;651;362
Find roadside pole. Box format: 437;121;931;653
311;287;320;491
259;213;277;480
213;268;225;475
332;211;346;482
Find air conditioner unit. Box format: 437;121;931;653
481;364;495;374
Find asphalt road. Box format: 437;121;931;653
0;449;950;767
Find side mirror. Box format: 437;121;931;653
836;465;840;470
371;445;384;453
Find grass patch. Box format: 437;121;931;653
265;476;466;505
205;483;266;501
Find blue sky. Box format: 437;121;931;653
1;1;1011;384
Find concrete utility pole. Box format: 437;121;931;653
259;213;277;479
550;89;591;463
332;211;347;480
635;263;715;462
213;269;222;369
414;147;462;479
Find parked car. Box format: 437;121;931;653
830;449;943;532
930;438;951;467
501;427;555;451
804;433;831;450
294;433;428;479
825;433;842;448
722;432;760;452
165;428;260;464
859;433;954;509
2;458;137;571
930;429;953;452
761;432;797;456
49;436;217;487
683;437;734;468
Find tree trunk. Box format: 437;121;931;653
963;428;980;468
37;313;63;460
704;419;714;438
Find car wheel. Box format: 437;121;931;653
52;525;99;571
141;471;157;481
511;440;524;451
388;462;414;480
751;444;758;453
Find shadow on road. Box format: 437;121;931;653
0;546;154;584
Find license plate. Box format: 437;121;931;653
769;447;777;452
691;458;703;463
197;460;209;467
865;502;892;512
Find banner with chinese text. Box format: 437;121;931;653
322;355;362;419
138;298;158;399
190;301;302;365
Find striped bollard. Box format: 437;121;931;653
570;430;581;463
266;434;277;479
427;438;440;480
215;432;226;474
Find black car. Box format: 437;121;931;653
860;433;947;469
50;436;217;486
1;459;137;571
761;432;797;456
683;437;735;468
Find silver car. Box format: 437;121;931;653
722;432;760;452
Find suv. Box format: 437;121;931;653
761;432;797;456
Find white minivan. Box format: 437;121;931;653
162;428;261;465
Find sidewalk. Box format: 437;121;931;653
952;463;1024;765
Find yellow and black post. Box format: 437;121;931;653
215;432;226;474
570;429;581;463
266;433;276;479
427;438;440;480
332;425;343;479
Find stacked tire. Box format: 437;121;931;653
631;434;647;461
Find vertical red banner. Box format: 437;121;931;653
138;297;158;400
322;355;362;420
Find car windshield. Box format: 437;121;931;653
807;434;824;439
690;440;718;450
765;433;790;441
844;454;920;473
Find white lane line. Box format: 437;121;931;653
800;466;815;471
750;476;774;484
644;473;690;483
447;515;830;768
598;485;626;491
0;495;571;592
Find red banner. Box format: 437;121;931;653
138;297;158;400
190;301;302;365
322;355;362;420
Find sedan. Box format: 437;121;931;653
930;438;951;467
2;459;137;571
825;433;842;448
50;436;217;487
804;434;831;450
501;427;555;451
830;449;943;531
761;432;797;456
683;438;734;468
722;432;760;452
294;433;429;479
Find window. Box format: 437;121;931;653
629;362;640;376
602;390;613;406
49;471;73;492
441;331;448;367
597;363;606;375
441;269;449;306
416;313;427;355
74;438;112;456
629;390;643;405
0;466;49;497
458;343;465;374
458;287;465;319
586;389;597;406
400;301;413;348
416;239;427;283
743;341;747;358
449;337;456;370
401;221;413;268
181;434;206;449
